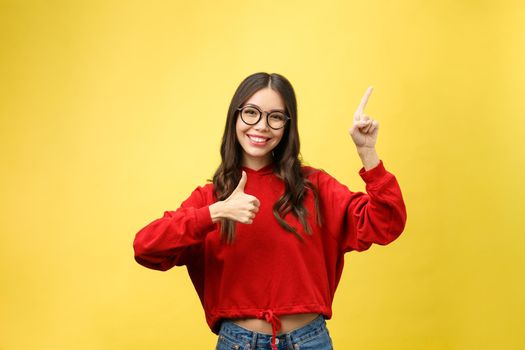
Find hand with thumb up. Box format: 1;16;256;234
209;171;260;224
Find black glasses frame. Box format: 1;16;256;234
236;104;290;130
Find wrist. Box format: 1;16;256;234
357;147;380;171
357;146;375;155
209;201;226;223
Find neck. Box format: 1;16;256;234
242;155;273;171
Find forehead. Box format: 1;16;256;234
244;88;285;111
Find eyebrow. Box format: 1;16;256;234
243;103;286;113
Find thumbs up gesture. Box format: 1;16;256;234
348;86;379;150
209;171;260;224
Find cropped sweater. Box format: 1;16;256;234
133;160;407;349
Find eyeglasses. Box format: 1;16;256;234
237;104;290;130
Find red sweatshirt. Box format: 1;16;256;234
133;160;407;348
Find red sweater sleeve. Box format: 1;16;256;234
317;160;407;253
133;185;216;271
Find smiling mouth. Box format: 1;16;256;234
247;134;270;143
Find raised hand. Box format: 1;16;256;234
209;171;260;224
348;86;379;149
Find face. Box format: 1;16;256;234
236;87;286;169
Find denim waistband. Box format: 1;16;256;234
218;314;327;348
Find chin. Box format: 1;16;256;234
245;150;272;159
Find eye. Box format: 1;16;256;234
269;113;286;121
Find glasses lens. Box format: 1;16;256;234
268;112;287;129
240;107;260;124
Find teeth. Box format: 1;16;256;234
248;135;267;142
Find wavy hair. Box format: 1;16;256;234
212;72;322;244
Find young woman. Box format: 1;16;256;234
133;72;407;350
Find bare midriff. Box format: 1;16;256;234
230;313;321;335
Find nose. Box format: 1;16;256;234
254;113;270;131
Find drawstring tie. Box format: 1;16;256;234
257;309;282;350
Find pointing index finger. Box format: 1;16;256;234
355;86;374;117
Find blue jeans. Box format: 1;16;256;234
215;314;334;350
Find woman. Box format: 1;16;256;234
133;72;407;350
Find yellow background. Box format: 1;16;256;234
1;0;524;349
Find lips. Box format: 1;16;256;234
247;134;270;145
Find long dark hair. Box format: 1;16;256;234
212;72;322;244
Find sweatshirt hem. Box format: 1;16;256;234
207;304;333;335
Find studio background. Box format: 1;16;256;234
1;0;524;349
